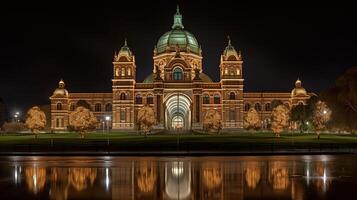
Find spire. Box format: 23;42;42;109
124;38;127;47
172;5;184;29
227;35;231;46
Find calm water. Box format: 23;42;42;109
0;155;356;199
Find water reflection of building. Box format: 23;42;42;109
16;158;337;200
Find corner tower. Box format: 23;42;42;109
220;37;244;129
112;40;136;130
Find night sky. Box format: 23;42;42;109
1;1;356;115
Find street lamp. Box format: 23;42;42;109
323;110;327;114
105;116;111;145
105;116;111;133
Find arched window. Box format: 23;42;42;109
56;103;62;110
203;94;210;104
255;103;261;111
229;110;236;121
69;103;75;111
265;103;271;111
105;103;112;112
173;67;183;80
214;94;220;104
244;103;250;111
224;68;228;75
136;94;142;104
147;95;153;104
95;103;102;112
127;68;132;76
229;92;235;100
121;67;126;76
120;93;126;100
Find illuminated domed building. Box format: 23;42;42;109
49;6;314;131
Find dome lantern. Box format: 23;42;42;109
155;6;200;55
172;5;184;29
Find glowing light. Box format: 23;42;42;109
171;162;184;177
306;164;310;185
105;168;110;190
105;116;111;121
14;166;18;184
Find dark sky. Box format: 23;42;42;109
1;1;356;115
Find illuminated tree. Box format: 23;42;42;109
25;106;46;136
271;105;290;137
203;109;222;133
244;108;261;131
312;101;331;139
69;106;98;138
137;105;156;136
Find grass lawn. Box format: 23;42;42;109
0;131;357;145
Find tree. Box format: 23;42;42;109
312;101;331;139
39;104;51;131
290;104;313;133
69;106;98;138
137;105;156;137
271;105;290;137
320;67;357;132
25;106;46;137
203;109;222;133
244;108;261;131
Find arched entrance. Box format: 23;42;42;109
165;93;192;131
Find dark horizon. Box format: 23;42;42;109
1;1;356;114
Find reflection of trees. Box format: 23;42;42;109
25;166;46;194
68;168;97;191
50;168;69;200
245;162;261;189
312;162;331;192
136;161;157;193
269;162;289;190
203;162;222;189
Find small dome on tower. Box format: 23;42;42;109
114;39;133;62
291;78;307;97
52;79;68;97
222;37;241;61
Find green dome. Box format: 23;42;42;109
155;6;200;55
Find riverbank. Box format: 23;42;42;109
0;132;357;155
